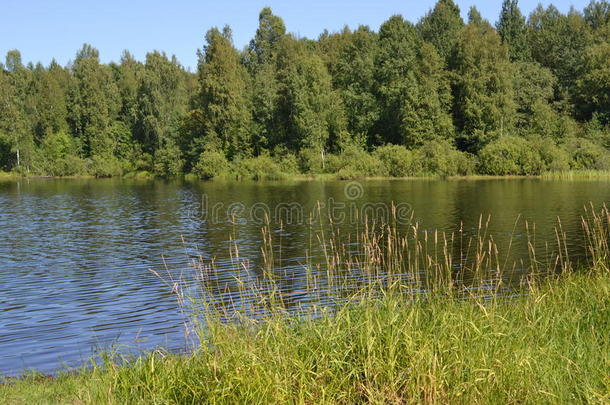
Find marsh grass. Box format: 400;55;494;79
541;170;610;180
2;205;609;404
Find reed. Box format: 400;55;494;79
541;170;610;180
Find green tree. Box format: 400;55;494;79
247;8;287;153
375;15;453;148
575;42;610;124
452;15;516;152
583;0;610;30
0;50;34;171
136;51;189;175
325;26;380;146
496;0;530;61
67;44;120;162
417;0;464;64
527;5;590;101
275;36;345;157
196;26;252;158
246;7;286;72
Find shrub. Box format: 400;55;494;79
193;150;229;180
529;137;571;172
298;147;326;174
565;138;609;170
90;154;124;178
326;145;386;179
153;141;184;177
415;140;476;177
35;131;87;176
478;136;545;175
373;144;416;177
231;154;287;181
272;147;300;176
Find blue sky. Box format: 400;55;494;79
1;0;590;71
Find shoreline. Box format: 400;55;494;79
2;169;610;182
2;270;608;403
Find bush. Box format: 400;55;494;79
35;131;87;176
272;147;300;176
231;154;287;181
90;154;124;178
298;148;326;174
478;136;545;175
326;145;386;179
529;137;571;172
564;138;610;170
154;142;184;178
193;150;229;180
415;140;476;177
373;144;416;177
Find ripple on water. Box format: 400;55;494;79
0;178;609;376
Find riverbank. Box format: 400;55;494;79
2;169;610;182
1;270;608;404
2;205;609;404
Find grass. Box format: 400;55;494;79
541;170;610;180
1;205;609;404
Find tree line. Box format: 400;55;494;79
0;0;609;179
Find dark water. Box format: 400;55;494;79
0;178;608;376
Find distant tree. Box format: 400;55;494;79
275;36;344;156
527;5;590;102
329;26;380;146
67;44;120;162
575;42;610;124
196;27;252;159
246;7;286;72
583;0;610;30
417;0;464;65
452;15;516;152
496;0;530;61
0;50;34;170
247;8;287;153
375;15;454;148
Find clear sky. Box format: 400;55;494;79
1;0;591;71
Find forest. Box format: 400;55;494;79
0;0;609;180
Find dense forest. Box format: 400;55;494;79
1;0;609;179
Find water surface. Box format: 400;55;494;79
0;178;608;376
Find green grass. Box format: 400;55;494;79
2;205;609;404
541;170;610;180
2;273;609;404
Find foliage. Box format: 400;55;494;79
479;136;546;175
326;144;386;179
0;3;608;179
414;139;476;176
373;144;416;177
230;154;288;180
193;149;229;180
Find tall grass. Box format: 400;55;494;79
541;170;610;180
2;205;609;404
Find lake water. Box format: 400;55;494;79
1;178;608;376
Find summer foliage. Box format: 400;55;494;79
1;1;609;179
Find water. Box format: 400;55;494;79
0;178;608;376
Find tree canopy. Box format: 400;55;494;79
0;1;608;178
